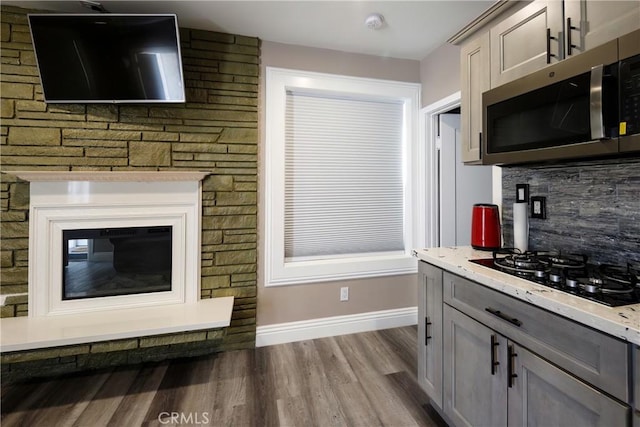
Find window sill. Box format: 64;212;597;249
0;297;234;353
267;255;417;286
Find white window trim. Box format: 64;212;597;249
265;67;420;286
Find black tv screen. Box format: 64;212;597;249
28;14;185;103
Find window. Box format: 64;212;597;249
265;67;419;286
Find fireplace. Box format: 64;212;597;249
10;171;209;317
62;225;173;300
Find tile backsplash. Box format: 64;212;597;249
501;157;640;264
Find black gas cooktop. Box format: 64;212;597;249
470;249;640;307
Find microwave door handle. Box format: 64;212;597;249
590;64;605;140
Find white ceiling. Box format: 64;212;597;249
5;1;496;60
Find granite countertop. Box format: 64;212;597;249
415;246;640;346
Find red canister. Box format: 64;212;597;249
471;204;501;250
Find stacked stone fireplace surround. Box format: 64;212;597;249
0;6;258;381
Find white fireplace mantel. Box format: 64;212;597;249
0;170;235;353
8;170;211;182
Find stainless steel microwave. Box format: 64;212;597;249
482;29;640;165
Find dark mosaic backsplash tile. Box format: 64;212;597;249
501;157;640;265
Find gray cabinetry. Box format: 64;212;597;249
489;0;640;88
509;343;629;427
564;0;640;58
419;261;633;427
458;0;640;163
417;261;443;408
443;305;629;427
443;271;629;402
460;32;490;164
490;0;563;88
443;305;507;427
635;346;640;427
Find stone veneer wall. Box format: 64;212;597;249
501;157;640;264
0;6;258;380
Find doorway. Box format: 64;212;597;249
419;93;497;248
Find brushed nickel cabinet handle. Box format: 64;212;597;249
590;64;605;140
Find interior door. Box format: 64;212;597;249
439;113;493;246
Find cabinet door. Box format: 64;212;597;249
417;262;443;408
508;343;630;427
460;32;489;164
490;0;563;88
635;346;640;427
443;305;507;427
564;0;640;58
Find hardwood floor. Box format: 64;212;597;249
1;326;448;427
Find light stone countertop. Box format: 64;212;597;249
415;246;640;346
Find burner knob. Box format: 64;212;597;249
535;269;547;279
583;283;601;294
549;272;563;283
566;278;579;289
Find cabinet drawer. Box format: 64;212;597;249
443;272;629;402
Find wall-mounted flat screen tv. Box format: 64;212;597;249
28;14;186;103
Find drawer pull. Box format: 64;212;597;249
490;334;500;375
508;344;518;388
485;307;522;327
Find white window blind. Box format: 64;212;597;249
284;90;405;259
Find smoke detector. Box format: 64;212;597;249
365;13;385;30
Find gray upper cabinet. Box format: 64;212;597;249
460;32;490;164
417;262;444;408
564;0;640;59
508;343;629;427
490;0;563;88
458;0;640;163
489;0;640;88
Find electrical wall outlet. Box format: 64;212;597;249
531;196;546;219
340;287;349;302
516;184;529;203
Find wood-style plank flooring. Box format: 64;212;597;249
1;326;448;427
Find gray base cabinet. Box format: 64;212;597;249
417;262;443;408
443;306;507;427
635;346;640;427
509;342;628;427
418;261;634;427
443;306;628;427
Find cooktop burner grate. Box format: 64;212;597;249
470;249;640;307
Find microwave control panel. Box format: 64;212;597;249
620;54;640;136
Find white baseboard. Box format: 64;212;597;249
255;306;417;347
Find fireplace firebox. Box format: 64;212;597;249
62;226;173;300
